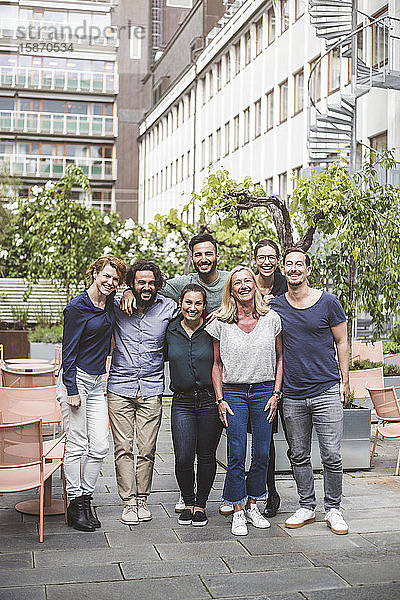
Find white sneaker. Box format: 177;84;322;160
121;504;139;525
245;504;271;529
285;508;316;529
219;502;234;516
175;495;185;513
137;497;152;521
231;510;248;536
325;508;348;535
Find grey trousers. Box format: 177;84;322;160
107;388;162;504
283;384;343;511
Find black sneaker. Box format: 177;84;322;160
263;492;281;518
177;508;193;525
192;510;208;527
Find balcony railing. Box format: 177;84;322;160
0;110;117;137
0;154;116;180
0;66;118;94
0;19;118;47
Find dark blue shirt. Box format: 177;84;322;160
166;316;214;393
62;290;115;396
271;271;288;297
270;291;346;398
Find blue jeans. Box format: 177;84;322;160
222;382;274;505
283;383;343;511
171;391;222;508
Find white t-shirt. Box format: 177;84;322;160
205;310;281;384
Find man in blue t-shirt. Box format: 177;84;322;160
270;248;350;535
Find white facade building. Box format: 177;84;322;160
138;0;400;224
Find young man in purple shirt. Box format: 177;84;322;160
270;248;350;535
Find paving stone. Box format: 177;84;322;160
202;567;349;597
46;576;210;600
155;540;250;559
121;556;229;579
361;532;400;550
0;552;32;570
0;509;22;524
0;531;108;552
41;518;129;534
106;528;179;546
0;586;45;600
0;564;122;587
0;522;37;536
328;559;400;585
34;545;160;568
304;583;400;600
175;523;287;542
222;553;313;572
305;547;397;566
214;595;303;600
241;534;375;556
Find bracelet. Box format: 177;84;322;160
272;390;283;401
216;397;224;405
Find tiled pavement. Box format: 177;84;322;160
1;401;400;600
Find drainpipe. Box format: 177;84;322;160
350;0;358;174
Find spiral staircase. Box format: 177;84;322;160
307;0;400;166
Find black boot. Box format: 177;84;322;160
82;494;101;528
264;492;281;518
67;496;95;532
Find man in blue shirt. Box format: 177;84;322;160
107;259;178;525
270;248;350;535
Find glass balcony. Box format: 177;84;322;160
0;19;118;47
0;111;117;137
0;66;118;94
0;154;116;180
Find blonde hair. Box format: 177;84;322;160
86;255;127;286
215;266;269;323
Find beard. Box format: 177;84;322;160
133;288;157;308
193;258;218;277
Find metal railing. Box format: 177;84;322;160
0;19;118;46
0;154;116;180
0;66;118;94
0;110;117;137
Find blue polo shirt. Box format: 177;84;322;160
270;291;346;399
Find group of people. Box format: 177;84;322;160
57;232;350;537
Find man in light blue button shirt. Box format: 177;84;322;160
107;259;178;525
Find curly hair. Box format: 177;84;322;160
126;259;166;291
85;256;126;286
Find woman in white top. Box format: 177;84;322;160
206;266;283;536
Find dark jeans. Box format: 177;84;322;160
171;391;222;509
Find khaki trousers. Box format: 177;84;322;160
107;388;162;503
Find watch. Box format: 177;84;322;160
216;397;224;404
272;390;283;401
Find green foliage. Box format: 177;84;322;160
28;324;63;343
350;358;400;376
384;363;400;376
389;322;400;345
342;390;366;409
383;341;400;355
10;305;29;327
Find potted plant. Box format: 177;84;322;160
29;323;63;361
0;313;30;359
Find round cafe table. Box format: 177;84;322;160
5;362;54;371
6;358;50;364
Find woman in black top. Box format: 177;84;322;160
254;239;289;518
166;283;222;527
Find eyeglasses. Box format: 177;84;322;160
256;255;278;263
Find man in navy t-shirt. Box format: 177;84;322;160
270;248;350;535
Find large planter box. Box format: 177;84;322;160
0;330;30;359
216;407;371;472
30;342;56;362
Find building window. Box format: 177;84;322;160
201;139;206;170
254;98;261;138
216;60;222;91
187;150;191;177
295;0;305;20
244;31;251;65
224;121;230;155
243;107;250;145
281;0;289;34
265;177;273;195
309;55;321;102
225;52;231;83
166;0;192;6
165;165;169;189
208;133;213;165
92;189;112;212
369;131;387;160
201;77;206;105
233;114;239;150
175;159;179;184
293;69;304;115
267;7;275;45
130;26;143;59
266;89;274;131
156;173;159;195
216;127;221;160
279;79;288;123
234;41;241;75
279;172;287;200
372;7;389;68
255;18;263;56
328;48;341;94
181;155;184;181
292;166;302;190
209;70;214;99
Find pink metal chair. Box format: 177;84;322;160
0;418;66;542
367;387;400;474
1;367;56;388
349;367;384;401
